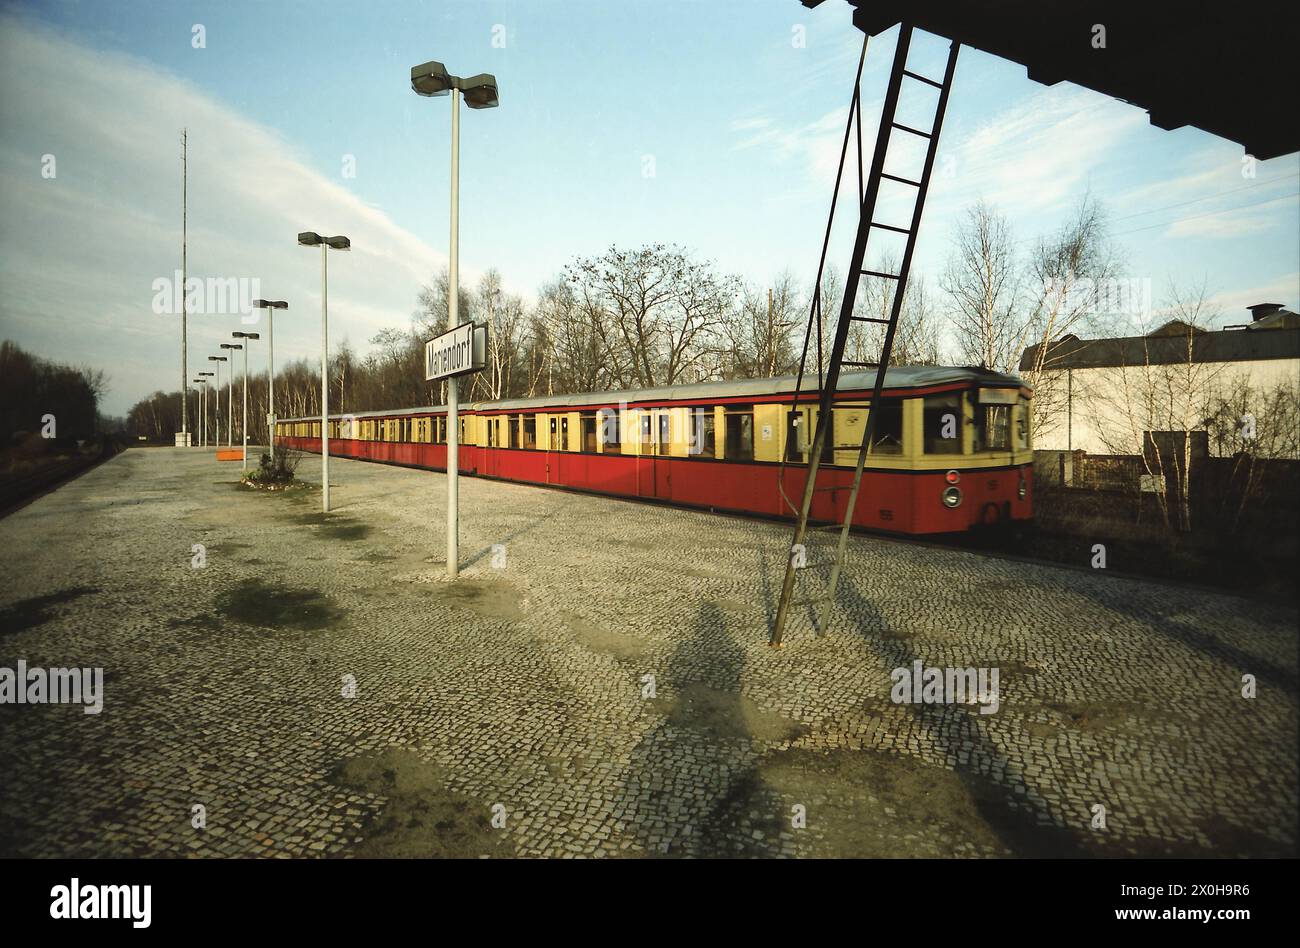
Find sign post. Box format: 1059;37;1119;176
425;321;486;579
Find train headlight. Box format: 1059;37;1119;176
942;486;962;508
1017;478;1027;500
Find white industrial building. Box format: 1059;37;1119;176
1021;304;1300;459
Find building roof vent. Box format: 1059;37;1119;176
1248;303;1284;321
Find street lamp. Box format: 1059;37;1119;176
231;331;260;469
253;299;289;462
208;356;227;449
197;371;215;447
411;59;499;580
219;342;242;450
193;379;206;448
298;232;350;513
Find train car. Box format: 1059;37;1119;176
275;366;1033;534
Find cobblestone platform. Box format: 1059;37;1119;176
0;447;1295;857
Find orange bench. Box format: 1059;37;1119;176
215;449;243;462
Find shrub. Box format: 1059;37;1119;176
243;448;302;489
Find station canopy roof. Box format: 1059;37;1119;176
802;0;1298;160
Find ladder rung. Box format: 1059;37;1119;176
902;69;944;89
850;316;891;324
869;221;911;235
881;171;922;187
841;360;877;367
860;269;899;280
892;121;933;139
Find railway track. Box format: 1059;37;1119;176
0;442;123;517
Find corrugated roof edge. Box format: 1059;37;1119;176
277;365;1027;424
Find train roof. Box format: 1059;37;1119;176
280;365;1027;422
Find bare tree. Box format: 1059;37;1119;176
566;244;736;388
941;200;1022;372
1082;282;1224;531
1017;194;1117;441
723;272;801;379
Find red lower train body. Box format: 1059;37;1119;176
276;436;1033;534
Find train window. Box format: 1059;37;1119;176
657;412;672;455
725;407;754;462
580;412;597;452
548;416;557;450
1016;398;1030;450
459;418;466;444
640;413;652;448
560;416;569;451
974;404;1011;452
523;416;536;449
819;411;835;463
506;415;517;448
689;408;715;457
869;400;903;455
600;409;622;454
487;418;496;447
923;394;963;454
785;410;806;462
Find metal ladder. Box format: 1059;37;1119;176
772;23;959;646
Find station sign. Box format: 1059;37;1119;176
425;322;486;381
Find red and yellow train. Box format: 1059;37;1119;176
274;366;1033;534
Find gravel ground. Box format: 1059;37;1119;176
0;446;1295;858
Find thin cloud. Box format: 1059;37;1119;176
0;14;467;415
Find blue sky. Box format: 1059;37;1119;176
1;0;1297;414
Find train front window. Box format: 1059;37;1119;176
923;394;963;454
974;404;1011;452
1016;398;1030;450
725;407;754;462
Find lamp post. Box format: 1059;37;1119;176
219;342;242;449
232;331;260;469
197;371;215;447
298;232;350;513
208;356;227;449
193;379;206;448
253;299;288;462
411;59;499;580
